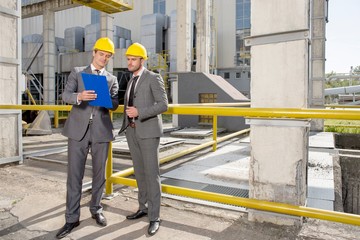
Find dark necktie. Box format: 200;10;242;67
128;76;139;107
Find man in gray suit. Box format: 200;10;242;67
119;43;168;236
56;37;119;239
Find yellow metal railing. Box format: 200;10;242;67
3;104;360;226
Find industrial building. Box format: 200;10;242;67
8;1;360;239
20;0;252;101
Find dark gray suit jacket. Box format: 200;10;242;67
62;66;119;142
119;68;168;137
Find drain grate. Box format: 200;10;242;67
201;184;249;198
161;178;249;198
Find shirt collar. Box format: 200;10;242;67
90;64;105;75
133;66;145;79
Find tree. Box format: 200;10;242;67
353;65;360;74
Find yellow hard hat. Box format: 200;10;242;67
93;37;115;54
125;42;148;60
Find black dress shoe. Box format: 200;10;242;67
148;219;161;236
126;210;148;220
56;221;80;239
92;213;107;227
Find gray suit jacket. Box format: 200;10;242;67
119;68;168;137
62;66;119;142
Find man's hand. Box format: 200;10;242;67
78;90;97;101
126;106;139;118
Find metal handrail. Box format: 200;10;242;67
3;104;360;226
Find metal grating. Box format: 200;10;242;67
201;184;249;198
161;178;249;198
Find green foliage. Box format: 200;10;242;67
324;119;360;134
325;65;360;88
353;66;360;74
325;79;360;89
162;114;172;123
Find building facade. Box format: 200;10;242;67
21;0;252;101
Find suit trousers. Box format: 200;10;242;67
65;123;109;223
125;127;161;221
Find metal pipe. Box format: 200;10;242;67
326;104;360;109
3;105;360;120
107;177;360;227
212;115;218;151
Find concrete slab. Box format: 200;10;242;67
162;143;250;190
307;198;334;211
112;137;186;154
309;132;335;149
170;127;226;138
307;178;335;201
307;150;335;210
163;132;336;211
3;129;360;239
239;131;335;149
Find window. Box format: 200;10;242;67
199;93;217;124
153;0;165;14
236;0;251;30
224;72;230;79
235;0;251;66
236;72;241;79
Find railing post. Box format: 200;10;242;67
54;110;59;128
212;115;217;151
105;112;114;195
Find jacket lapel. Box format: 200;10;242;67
84;65;92;74
134;69;147;94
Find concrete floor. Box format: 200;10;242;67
1;126;360;239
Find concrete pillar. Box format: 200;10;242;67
100;12;114;74
176;0;192;72
0;0;23;164
196;0;211;73
173;0;192;127
43;9;56;105
309;0;326;131
247;0;310;226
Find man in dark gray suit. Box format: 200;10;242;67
56;37;119;239
119;43;168;236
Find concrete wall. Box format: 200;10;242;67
0;0;22;164
177;72;249;132
217;69;251;98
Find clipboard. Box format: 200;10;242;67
81;72;113;108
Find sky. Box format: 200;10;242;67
325;0;360;74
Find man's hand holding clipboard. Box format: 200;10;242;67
81;73;113;108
